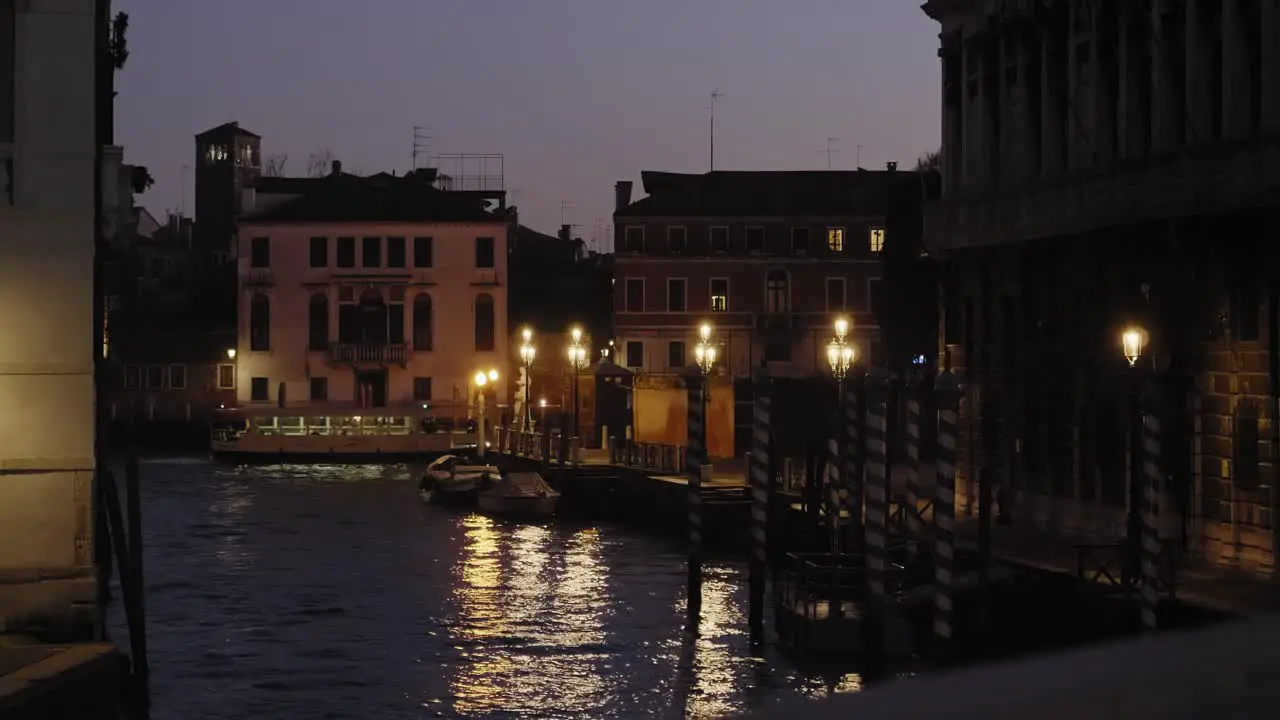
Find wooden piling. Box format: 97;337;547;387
1141;385;1163;632
843;376;864;551
905;383;922;559
934;372;961;656
749;390;773;645
686;379;706;626
864;371;890;605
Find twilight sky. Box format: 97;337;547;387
114;0;941;246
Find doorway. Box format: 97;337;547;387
356;370;388;408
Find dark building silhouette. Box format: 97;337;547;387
194;121;261;265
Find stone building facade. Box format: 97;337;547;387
923;0;1280;575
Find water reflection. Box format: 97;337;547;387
210;479;255;570
676;566;747;719
448;519;612;717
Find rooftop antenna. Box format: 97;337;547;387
560;200;576;226
411;126;432;170
179;164;190;216
818;137;840;169
708;88;724;171
856;144;865;169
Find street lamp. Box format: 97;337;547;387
519;327;536;431
1121;325;1147;584
1122;326;1146;367
826;315;856;378
473;368;498;458
567;325;589;437
538;397;548;431
693;322;718;375
226;348;236;360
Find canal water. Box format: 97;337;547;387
107;458;889;719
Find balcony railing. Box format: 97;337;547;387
243;268;275;286
326;342;407;364
924;132;1280;250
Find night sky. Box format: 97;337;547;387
114;0;940;243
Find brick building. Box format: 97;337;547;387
612;169;932;454
923;0;1280;575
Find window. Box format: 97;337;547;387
123;365;140;389
745;227;765;253
310;377;328;402
389;292;405;345
475;237;496;268
217;364;235;390
168;365;187;390
668;341;685;368
413;377;433;401
306;236;327;268
249;293;271;351
308;293;329;350
710;278;729;312
667;227;687;253
790;227;810;255
625;340;644;368
250;377;269;402
826;277;847;311
624;278;645;312
145;366;163;389
337;237;356;268
710;227;729;253
362;237;381;267
869;227;885;253
766;269;789;313
250;237;270;268
413;293;434;351
868;277;882;313
827;228;845;252
667;278;687;312
624;227;644;252
386;237;406;268
474;293;495;351
413;237;434;268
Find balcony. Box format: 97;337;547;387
326;342;407;365
0;143;12;208
243;268;275;286
472;269;499;286
924;132;1280;250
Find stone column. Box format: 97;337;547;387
1041;13;1065;175
1117;2;1146;158
975;34;993;191
943;36;964;194
1150;0;1179;153
1092;2;1117;165
1262;0;1280;132
961;34;976;190
1184;0;1213;145
1221;0;1252;139
1067;0;1096;170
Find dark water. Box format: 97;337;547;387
109;458;881;719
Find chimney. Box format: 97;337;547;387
614;181;633;213
886;161;898;172
559;224;571;242
331;160;342;176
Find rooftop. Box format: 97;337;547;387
194;121;261;140
242;171;504;224
616;169;914;219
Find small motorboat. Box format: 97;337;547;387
477;472;560;519
419;454;499;505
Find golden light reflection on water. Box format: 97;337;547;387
210;481;256;569
676;568;746;720
447;518;611;716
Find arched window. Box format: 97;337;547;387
249;293;271;351
307;294;329;351
765;269;789;313
413;293;434;351
358;289;388;345
474;293;495;351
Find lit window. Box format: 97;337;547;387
827;228;844;252
710;278;728;312
869;227;885;253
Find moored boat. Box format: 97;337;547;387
477;472;560;520
418;454;500;505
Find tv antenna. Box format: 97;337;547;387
818;137;840;169
708;88;724;171
411;126;432;170
560;200;576;226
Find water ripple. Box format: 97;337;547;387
107;459;878;719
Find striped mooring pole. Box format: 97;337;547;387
686;377;706;624
1140;385;1162;632
748;389;772;645
864;370;890;606
843;376;864;552
905;382;923;560
933;372;961;653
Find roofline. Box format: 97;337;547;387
195;122;261;139
611;214;887;223
236;219;509;229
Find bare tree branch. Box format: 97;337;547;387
915;149;942;172
306;148;337;178
262;153;289;177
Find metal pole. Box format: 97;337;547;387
572;370;580;438
1141;381;1163;632
1127;367;1142;587
477;389;486;459
686;376;706;627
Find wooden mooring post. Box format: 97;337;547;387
933;372;961;658
749;388;773;646
843;374;864;552
1141;383;1163;632
686;377;707;627
905;380;923;559
863;370;890;651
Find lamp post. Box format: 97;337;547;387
1122;326;1147;581
474;368;499;458
538;397;547;432
567;325;589;437
519;327;536;432
826;317;856;557
693;322;718;465
226;348;237;394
